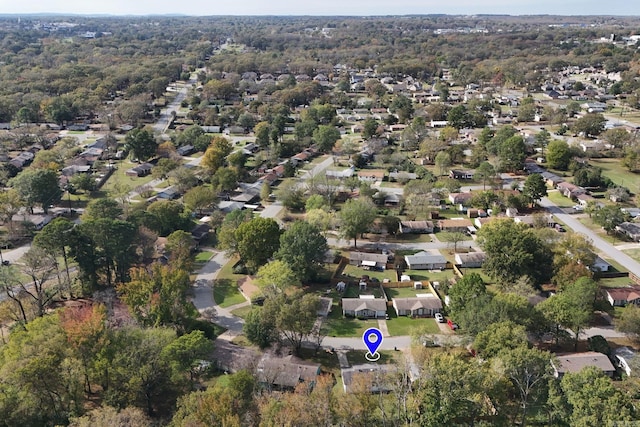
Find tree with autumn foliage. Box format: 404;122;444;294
117;264;196;332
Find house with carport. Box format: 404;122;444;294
341;297;387;319
349;252;389;270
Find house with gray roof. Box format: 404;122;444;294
257;355;321;390
404;251;447;270
392;295;443;317
551;352;615;378
341;297;387;319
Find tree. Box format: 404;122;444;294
535;129;551;154
546;139;571;170
217;209;253;256
475;161;495;190
235;217;281;271
498;135;526;172
0;189;24;235
522;173;547;207
616;305;640;341
572;113;606;137
602;127;632;148
125;128;157;162
561;366;634;426
313;125;341;153
447;272;486;317
161;330;213;385
9;168;62;213
33;217;75;297
83;198;123;221
183;185;215;215
305;194;327;212
473;321;528;358
69;407;151;427
339;198;376;248
70;173;95;193
500;346;553;427
593;205;628;234
517;103;536;122
146;200;191;236
118;264;196;331
440;231;467;253
477;219;552;286
275;180;306;212
168;166;199;193
19;246;59;317
256;260;297;297
275;220;328;283
267;293;321;355
201;136;232;173
254;121;271;147
165;230;195;272
434;151;452;177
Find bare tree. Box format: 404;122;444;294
20;247;59;317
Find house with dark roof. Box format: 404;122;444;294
392;295;443;317
454;251;486;268
616;222;640;242
438;218;473;233
341;363;397;393
449;169;475;180
257;355;321;390
348;252;389;270
125;162;153;177
399;220;434;234
341;297;387;319
551;352;615;378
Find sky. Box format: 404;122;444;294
2;0;640;17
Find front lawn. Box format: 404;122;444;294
590;158;640;190
326;307;378;337
212;279;247;308
622;248;640;264
386;311;441;336
231;305;253;319
546;190;573;208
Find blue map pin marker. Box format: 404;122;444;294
363;327;383;362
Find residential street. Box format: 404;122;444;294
540;196;640;278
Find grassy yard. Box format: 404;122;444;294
598;276;634;288
590;158;640;193
386;312;441;336
403;269;456;285
577;217;624;244
344;283;384;299
546;190;574;208
622;248;640;264
212;258;248;308
326;307;378;337
457;267;494;284
102;162;155;193
384;287;422;298
230;305;253;319
342;264;397;282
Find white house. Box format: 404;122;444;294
614;347;638;377
341;297;387;319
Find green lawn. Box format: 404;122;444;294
546;190;573;208
212;279;246;308
591;158;640;192
326;307;378;337
577;217;623;244
404;269;456;285
457;267;494;284
194;250;214;264
385;286;422;298
342;264;397;282
102;162;155;193
386;312;441;336
598;276;634;288
230;305;253;319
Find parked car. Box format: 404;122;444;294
555;224;566;232
435;313;445;323
447;319;459;330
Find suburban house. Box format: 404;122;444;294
341;297;387;319
256;355;321;390
399;220;434;234
388;171;417;181
551;352;615;378
556;182;586;199
125;162;153;177
325;168;354;179
349;252;389;270
357;170;386;182
576;193;595;207
191;223;211;242
590;256;612;272
157;186;180;200
11;212;53;230
404;251;447;270
541;171;564;187
341;363;397;393
614;347;638;377
449;169;475;180
616;222;640;242
448;192;474;205
604;286;640;307
438;218;473;233
61;164;91;176
454;251;486;268
392;295;443;317
176;144;195;156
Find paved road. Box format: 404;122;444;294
152;73;198;135
1;243;31;263
540;196;640;278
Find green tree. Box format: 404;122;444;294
267;293;321;355
9;168;62;213
235;217;281;271
125;128;157;162
498;135;526;172
338;198;376;248
475;161;495;190
275;180;306;212
69;173;95;193
572;113;606;137
522;173;547;207
217;209;253;256
313;125;341;153
362;117;379;139
592;205;628;234
146;200;191;236
256;260;297;296
602;127;632;148
244;307;277;348
160;330;213;385
473;321;528;358
477;219;552;286
275;220;328;283
546;139;571;170
434;151;452;177
183;185;215;215
446;105;471;129
561;366;634;426
615;305;640;341
447;272;486;317
517;103;536;122
83;198;123;221
254;121;271;147
165;230;195;272
389;94;414;122
33;217;75;297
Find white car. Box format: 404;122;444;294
573;205;584;211
435;313;445;323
